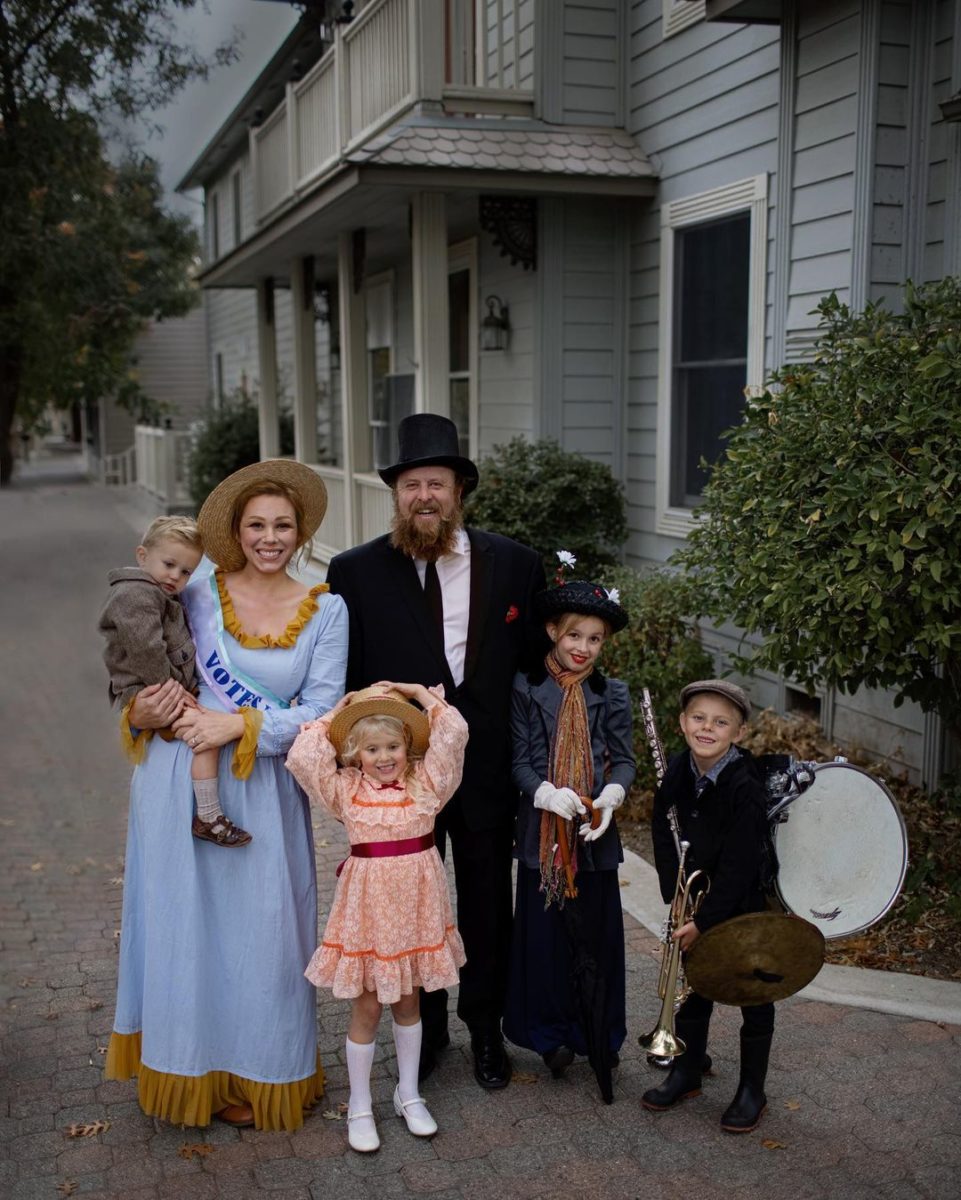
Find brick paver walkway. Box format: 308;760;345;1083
2;457;960;1199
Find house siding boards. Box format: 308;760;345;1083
624;1;779;560
133;310;209;427
478;231;536;454
558;0;623;126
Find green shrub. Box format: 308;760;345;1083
465;437;627;579
188;391;294;509
597;565;714;799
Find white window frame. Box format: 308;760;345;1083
447;238;478;462
663;0;706;39
365;270;396;470
655;173;768;538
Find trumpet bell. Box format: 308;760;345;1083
637;1025;686;1058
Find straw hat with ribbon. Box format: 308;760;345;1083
197;459;328;573
329;685;431;759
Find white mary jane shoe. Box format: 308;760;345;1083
346;1109;380;1153
393;1086;438;1137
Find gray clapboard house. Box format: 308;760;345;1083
177;0;961;783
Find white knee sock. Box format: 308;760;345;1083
346;1036;376;1115
393;1020;424;1103
192;777;221;823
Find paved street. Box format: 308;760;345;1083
2;455;960;1200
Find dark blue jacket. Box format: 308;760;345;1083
511;666;635;872
651;749;768;933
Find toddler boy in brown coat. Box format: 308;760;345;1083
98;516;251;848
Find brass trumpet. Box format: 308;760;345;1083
638;839;709;1059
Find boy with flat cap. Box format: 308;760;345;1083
642;679;774;1133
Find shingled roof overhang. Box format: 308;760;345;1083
198;118;657;289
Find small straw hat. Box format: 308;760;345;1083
329;685;431;758
197;459;328;572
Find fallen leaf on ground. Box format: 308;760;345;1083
18;977;38;988
178;1143;214;1159
65;865;82;876
65;1120;110;1138
511;1070;539;1084
317;839;329;847
762;1138;786;1150
56;1182;78;1196
30;862;43;871
321;1102;348;1120
110;877;124;886
87;1000;104;1011
619;879;630;887
784;1099;801;1110
0;818;14;827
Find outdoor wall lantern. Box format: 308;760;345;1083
481;295;510;351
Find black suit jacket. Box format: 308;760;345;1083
326;527;547;832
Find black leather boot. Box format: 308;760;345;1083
720;1031;772;1133
641;1019;709;1112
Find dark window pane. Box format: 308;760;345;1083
671;363;746;506
671;211;751;506
450;378;470;457
677;214;750;363
449;269;470;373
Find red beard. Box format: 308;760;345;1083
389;502;462;561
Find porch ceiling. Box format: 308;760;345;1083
199;121;657;291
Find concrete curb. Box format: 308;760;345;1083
619;845;961;1025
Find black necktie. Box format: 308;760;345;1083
424;560;444;645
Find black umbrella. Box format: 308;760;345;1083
555;806;614;1104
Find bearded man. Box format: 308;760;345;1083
326;414;546;1089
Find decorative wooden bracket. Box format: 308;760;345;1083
479;196;537;271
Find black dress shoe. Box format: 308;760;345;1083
418;1029;450;1083
471;1031;511;1089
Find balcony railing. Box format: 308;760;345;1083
250;0;535;225
310;465;394;560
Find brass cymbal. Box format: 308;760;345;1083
685;912;825;1006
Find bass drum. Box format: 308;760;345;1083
771;762;908;940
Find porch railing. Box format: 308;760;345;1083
249;0;535;224
134;425;194;512
310;465;393;561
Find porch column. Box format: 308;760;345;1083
337;231;369;548
256;278;279;458
290;256;319;464
410;192;449;415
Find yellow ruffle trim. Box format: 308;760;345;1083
119;703;152;764
104;1030;324;1132
216;571;329;649
231;707;264;780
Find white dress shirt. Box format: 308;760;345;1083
414;527;471;686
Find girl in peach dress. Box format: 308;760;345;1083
286;682;467;1153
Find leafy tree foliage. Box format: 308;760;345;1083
676;279;961;736
597;566;713;794
0;1;236;484
189;392;295;509
465;438;628;579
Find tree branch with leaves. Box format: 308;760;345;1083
675;277;961;743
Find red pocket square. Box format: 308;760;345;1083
505;605;520;623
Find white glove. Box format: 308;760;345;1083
534;782;587;820
579;806;613;842
593;783;625;811
579;784;624;842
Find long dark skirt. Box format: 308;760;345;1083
503;864;626;1056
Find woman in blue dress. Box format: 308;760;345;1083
105;460;347;1131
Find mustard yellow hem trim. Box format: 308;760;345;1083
231;707;264;780
216;571;329;649
119;703;152;764
104;1030;324;1132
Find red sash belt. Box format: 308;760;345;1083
336;833;434;876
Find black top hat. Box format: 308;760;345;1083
535;579;629;633
378;414;479;495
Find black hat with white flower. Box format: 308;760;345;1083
534;551;628;631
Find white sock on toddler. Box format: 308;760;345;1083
345;1036;377;1140
192;777;221;823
